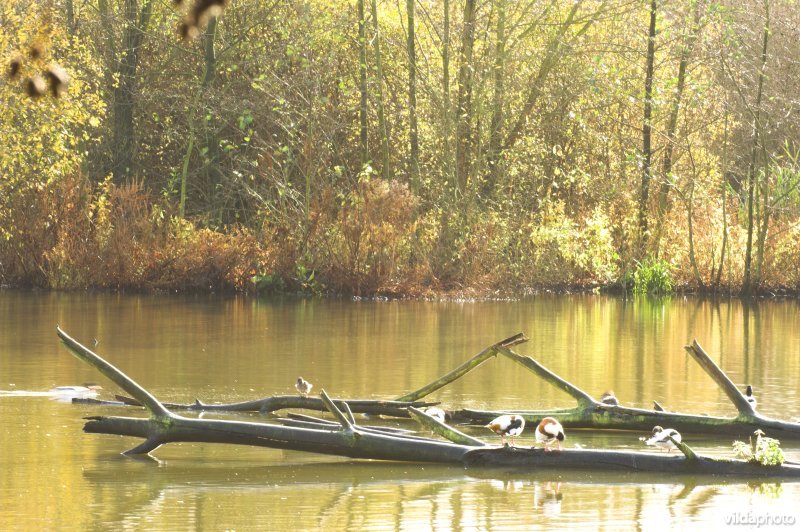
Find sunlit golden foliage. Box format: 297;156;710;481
3;0;800;296
1;174;260;291
304;175;419;295
0;2;104;244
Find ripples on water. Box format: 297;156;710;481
1;291;799;529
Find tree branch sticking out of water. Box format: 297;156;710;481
394;332;800;441
55;327;800;478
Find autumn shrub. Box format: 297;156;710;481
42;174;104;288
769;224;800;291
150;219;261;291
90;182;261;291
0;181;69;287
0;172;262;292
457;202;619;292
304;174;419;295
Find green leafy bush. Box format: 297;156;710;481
632;258;674;295
733;430;785;466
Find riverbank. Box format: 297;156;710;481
2;177;798;298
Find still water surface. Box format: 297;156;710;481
1;291;799;530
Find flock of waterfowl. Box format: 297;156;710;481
482;386;759;452
297;377;762;452
484;413;682;452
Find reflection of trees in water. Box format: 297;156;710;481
81;462;789;530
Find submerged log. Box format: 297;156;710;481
56;327;800;479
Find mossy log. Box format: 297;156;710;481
57;326;473;460
68;329;800;440
56;327;800;479
462;447;800;479
402;336;800;440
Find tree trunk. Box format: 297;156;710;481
685;166;704;288
177;16;219;219
111;0;153;183
111;0;153;184
714;113;730;288
637;0;657;253
454;0;476;195
406;0;419;190
358;0;369;166
97;0;117;97
485;0;506;196
371;0;390;179
654;2;700;257
201;16;221;197
743;0;770;295
442;0;452;192
65;0;76;37
755;139;772;282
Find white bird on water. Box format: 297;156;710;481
49;384;102;401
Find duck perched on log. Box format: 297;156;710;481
295;377;313;396
535;417;565;451
745;385;757;409
486;414;525;447
600;391;619;406
644;425;681;452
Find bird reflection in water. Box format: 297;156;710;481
534;481;563;516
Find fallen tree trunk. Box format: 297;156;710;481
462;447;800;479
112;394;433;418
403;336;800;440
57;326;471;460
68;330;800;439
56;327;800;479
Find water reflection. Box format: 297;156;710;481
74;460;798;530
2;291;800;529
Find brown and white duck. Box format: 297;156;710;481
486;414;526;447
535;417;565;451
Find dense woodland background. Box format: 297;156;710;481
1;0;799;296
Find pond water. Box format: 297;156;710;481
1;291;799;530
